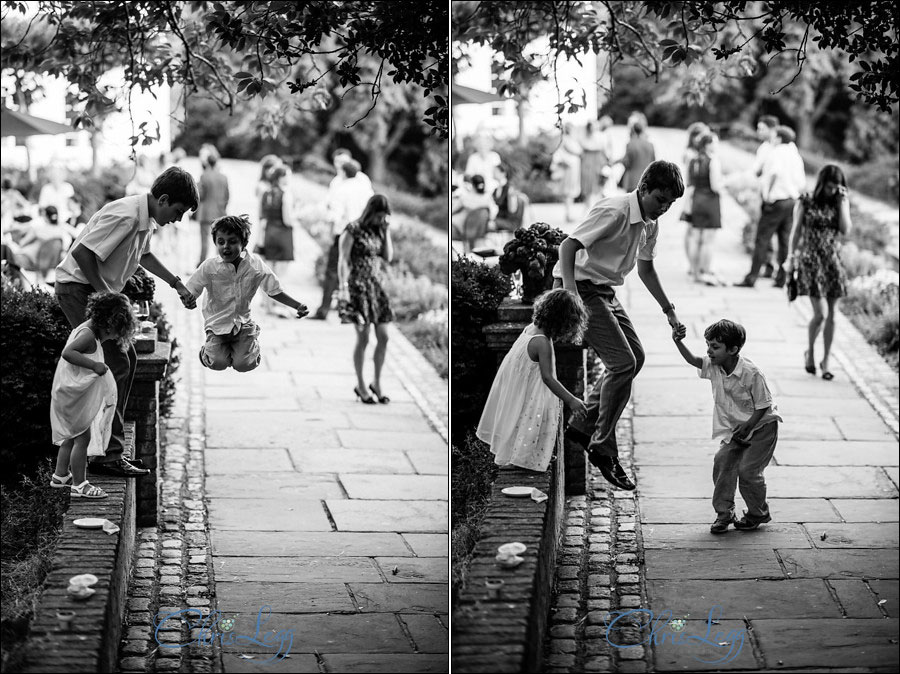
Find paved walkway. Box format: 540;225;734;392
158;159;449;672
539;130;899;672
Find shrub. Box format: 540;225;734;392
382;271;448;322
0;286;72;480
842;270;900;371
396;312;449;380
64;164;129;222
149;301;180;419
389;224;449;285
451;258;512;445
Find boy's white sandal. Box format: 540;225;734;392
70;481;108;499
50;471;73;488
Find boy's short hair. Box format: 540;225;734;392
151;167;199;212
704;319;746;351
342;160;361;178
211;215;252;249
759;115;779;129
774;125;796;143
639;160;685;197
533;288;588;344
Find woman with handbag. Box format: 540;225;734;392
686;131;724;286
337;195;394;404
784;165;852;380
681;122;710;275
259;164;296;317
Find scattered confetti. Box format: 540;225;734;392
878;599;887;605
391;566;399;575
820;532;828;540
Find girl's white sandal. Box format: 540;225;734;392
70;481;108;499
50;472;73;488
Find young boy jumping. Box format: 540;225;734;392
672;319;782;534
555;160;685;490
186;215;309;372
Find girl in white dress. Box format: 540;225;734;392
477;288;589;472
49;291;136;499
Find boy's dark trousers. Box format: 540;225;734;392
55;281;137;463
561;280;645;459
712;421;778;518
315;235;340;318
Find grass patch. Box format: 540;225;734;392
397;315;448;380
1;462;68;672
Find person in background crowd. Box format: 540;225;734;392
465;134;502;195
680;121;710;275
581;118;612;208
752;115;781;278
551;122;583;222
39;165;79;227
258;165;296;317
619;112;656;194
197;150;230;265
686;131;724;286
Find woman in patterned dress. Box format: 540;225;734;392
785;165;852;380
337;194;394;404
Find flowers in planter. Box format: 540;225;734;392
498;222;567;279
121;266;155;302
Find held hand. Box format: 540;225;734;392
666;311;681;329
177;287;197;310
672;324;687;342
295;303;309;319
567;397;588;420
92;362;109;376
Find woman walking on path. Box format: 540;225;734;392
49;291;136;499
580;118;612;207
551;122;583;222
681;121;710;274
686;131;724;285
785;164;852;380
338;195;395;404
619;112;656;193
259;164;296;317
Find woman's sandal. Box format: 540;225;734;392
354;386;377;404
70;480;108;499
820;362;834;381
804;351;816;375
369;383;390;404
50;471;73;489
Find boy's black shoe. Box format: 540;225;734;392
565;426;591;449
734;276;755;288
88;458;151;477
733;512;772;531
589;453;636;491
710;512;735;534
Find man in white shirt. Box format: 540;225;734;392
465;134;502;195
313;155;374;319
736;126;806;288
750;115;779;278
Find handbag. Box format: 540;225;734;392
786;269;799;302
680;185;695;223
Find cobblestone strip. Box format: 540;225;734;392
118;306;222;673
543;357;650;673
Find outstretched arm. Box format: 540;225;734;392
140;252;196;309
672;324;703;368
528;335;587;420
637;259;680;329
271;291;309;318
559;237;583;292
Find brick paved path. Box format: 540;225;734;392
119;159;449;672
541;130;899;672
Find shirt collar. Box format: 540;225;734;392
722;355;746;378
627;190;652;226
139;194;156;232
212;250;248;268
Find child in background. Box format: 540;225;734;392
477;288;589;472
672;319;782;534
186;215;308;372
50;291;136;499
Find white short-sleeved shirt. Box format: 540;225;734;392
552;190;657;287
185;251;283;335
325;173;374;237
56;195;156;291
699;355;782;442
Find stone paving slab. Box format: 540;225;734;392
219;613;413;654
828;580;888;618
349;583;448;613
640;497;843;523
402;534;448;557
211;530;413;557
344;406;435;432
204;396;304;411
405;449;449;475
775;397;879;419
885;466;899;487
288;447;416;474
645;550;785;579
327;500;448;532
646;579;842;619
216;581;356;613
375;557;449;583
634;416;845;442
215;556;382;583
311;380;415;403
777;549;899;579
833;414;898;441
336;429;446;452
205;449;295;473
634;441;716;465
221;653;319;672
321;654;448;673
829;499;900;522
205;473;345;499
642;523;811;549
650;618;758;671
402;614;449;653
340;474;449;500
775;440;900;466
750;619;899;669
208;497;332;531
206;412;342;448
632;382;711;417
803;522;900;548
868;580;899;618
637;465;896;498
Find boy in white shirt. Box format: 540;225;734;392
672;319;782;534
186;215;309;372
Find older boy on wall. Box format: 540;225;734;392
555;160;685;491
55;167;199;478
